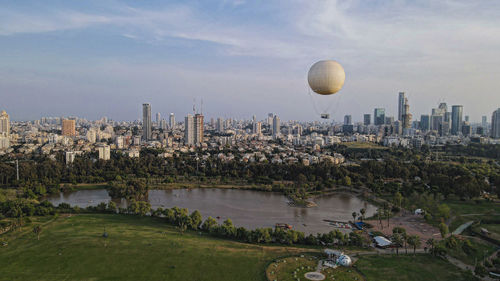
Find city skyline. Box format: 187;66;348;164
1;1;500;122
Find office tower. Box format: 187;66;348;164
420;115;430;131
402;99;412;129
194;114;204;144
267;113;274;126
98;145;111;160
156;112;161;125
482;116;487;128
374;108;385;125
492;108;500;139
184;114;194;145
272;115;280;139
142;103;152;141
385;116;394;125
344;115;352;125
398;92;405;121
465;115;469;122
252;115;257;134
461;122;471;136
451;105;463;135
0;110;9;136
363;114;371;126
160;119;167;130
438;103;448;115
431;114;443;131
62;119;76;137
216;118;224;133
169;113;175;129
439;121;450;136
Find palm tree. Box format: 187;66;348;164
360;208;366;222
393;233;403;255
377;208;383;230
426;238;435;255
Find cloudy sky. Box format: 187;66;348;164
1;0;499;122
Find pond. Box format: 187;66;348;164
46;188;377;234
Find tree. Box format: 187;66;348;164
437;204;451;220
33;225;42;240
393;192;403;210
189;210;202;230
426;238;435;255
201;217;218;232
360;208;366;222
439;222;449;238
392;233;404;255
407;235;421;255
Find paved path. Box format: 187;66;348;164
452;221;474;235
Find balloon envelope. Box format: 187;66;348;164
308;60;345;95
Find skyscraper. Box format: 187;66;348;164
156;112;161;125
0;110;10;150
482;116;488;128
216;118;224;133
169;113;175;129
344;115;352;125
451;105;463;135
363;114;371;126
492;108;500;139
0;110;9;136
194;114;204;144
398;92;405;121
142;103;152;141
420;115;430;131
62;119;76;137
184;114;194;145
374;108;385;125
255;122;262;135
272;115;280;139
267;113;274;126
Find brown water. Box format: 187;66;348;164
46;188;376;234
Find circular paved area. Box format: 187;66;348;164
304;272;325;281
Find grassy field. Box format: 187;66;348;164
355;255;471;281
0;214;311;281
0;214;475;281
445;199;500;216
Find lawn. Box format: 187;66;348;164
0;214;311;281
355;255;471;281
445;200;500;217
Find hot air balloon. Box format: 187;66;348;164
307;60;346;119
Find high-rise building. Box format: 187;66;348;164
431;114;443;131
482;116;488;128
156;112;161;125
169;113;175;129
184;114;194;145
267;113;274;126
0;110;10;150
160;119;167;130
194;114;204;144
492;108;500;139
398;92;405;121
272;115;280;139
142;103;152;141
374;108;385;125
216;118;224;133
461;122;471;136
363;114;371;126
0;110;10;136
255;122;262;135
464;115;469;122
344;115;352;125
451;105;463;135
420;115;430;131
252;115;257;134
98;145;111;160
62;119;76;137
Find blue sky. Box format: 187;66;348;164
1;0;500;122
